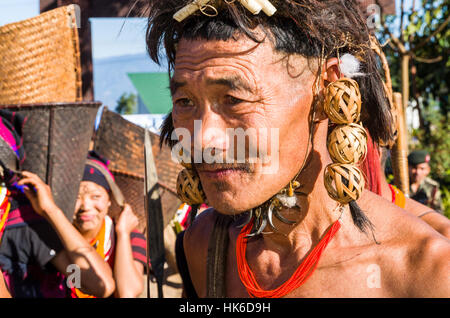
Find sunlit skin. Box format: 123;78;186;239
73;181;111;242
72;180;144;297
171;34;320;215
16;172;115;297
176;34;450;297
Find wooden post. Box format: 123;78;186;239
401;53;410;122
391;92;409;196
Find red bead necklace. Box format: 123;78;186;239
236;219;341;298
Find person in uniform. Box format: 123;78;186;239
408;150;444;213
359;135;449;238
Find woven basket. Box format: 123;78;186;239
93;109;183;233
0;5;82;104
1;102;100;220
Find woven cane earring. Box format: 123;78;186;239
324;78;361;124
327;123;367;164
324;163;364;204
176;148;206;205
324;78;366;204
176;168;206;205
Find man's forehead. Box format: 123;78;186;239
172;38;267;92
174;35;282;69
177;36;262;55
172;37;310;91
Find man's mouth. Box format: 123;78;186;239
195;163;252;180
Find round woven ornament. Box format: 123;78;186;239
324;163;365;204
327;123;367;164
325;78;361;124
176;168;205;205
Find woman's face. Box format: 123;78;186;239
73;181;111;234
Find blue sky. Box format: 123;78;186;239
90;17;149;59
0;0;39;25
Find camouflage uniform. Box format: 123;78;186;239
410;177;443;213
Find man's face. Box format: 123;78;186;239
73;181;111;234
409;162;430;184
171;35;318;215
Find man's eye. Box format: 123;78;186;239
175;98;194;107
225;95;244;105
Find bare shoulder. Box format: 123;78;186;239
405;232;450;297
358;191;450;297
183;208;218;297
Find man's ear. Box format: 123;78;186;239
323;57;342;87
314;57;342;122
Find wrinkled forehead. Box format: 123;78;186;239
173;36;311;86
174;35;275;69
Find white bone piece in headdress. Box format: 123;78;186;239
173;0;211;22
173;0;277;22
239;0;277;15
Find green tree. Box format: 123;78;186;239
376;0;450;214
115;92;137;115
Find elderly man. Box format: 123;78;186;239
148;0;450;297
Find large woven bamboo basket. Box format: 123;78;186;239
0;5;82;104
93;109;183;233
1;102;100;220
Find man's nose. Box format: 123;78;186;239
193;112;228;161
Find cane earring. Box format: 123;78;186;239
324;78;366;204
176;168;206;205
176;147;205;205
